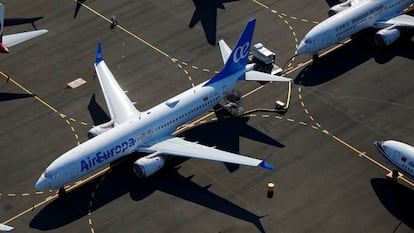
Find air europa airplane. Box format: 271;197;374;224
297;0;414;56
35;19;291;193
374;140;414;181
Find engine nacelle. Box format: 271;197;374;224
374;27;401;47
328;1;351;17
88;120;114;138
133;154;165;178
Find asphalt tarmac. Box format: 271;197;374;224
0;0;413;232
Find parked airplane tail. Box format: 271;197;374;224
212;20;291;84
203;19;256;86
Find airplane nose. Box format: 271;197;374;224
374;141;384;149
35;176;47;190
296;41;306;55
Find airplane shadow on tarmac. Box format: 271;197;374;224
88;93;110;126
294;29;414;86
0;92;33;101
30;116;283;233
180;115;284;172
189;0;239;45
4;17;43;30
371;178;414;231
324;0;342;7
73;0;87;19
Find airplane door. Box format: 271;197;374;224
70;163;80;178
222;85;229;96
392;151;400;161
324;32;333;46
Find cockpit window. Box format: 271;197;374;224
43;170;59;179
305;39;312;44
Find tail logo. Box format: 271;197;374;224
232;42;250;63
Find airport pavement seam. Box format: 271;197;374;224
0;72;85;144
74;0;219;89
250;0;301;69
251;0;320;25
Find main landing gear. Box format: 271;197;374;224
386;169;401;181
58;188;66;197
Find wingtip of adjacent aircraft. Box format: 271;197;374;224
259;160;274;170
0;223;14;232
95;42;103;64
39;29;49;34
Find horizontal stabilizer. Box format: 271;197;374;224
3;29;48;48
218;39;231;64
245;70;291;82
0;224;13;232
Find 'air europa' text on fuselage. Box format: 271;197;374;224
80;138;136;172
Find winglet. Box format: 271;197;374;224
259;152;274;170
259;160;274;170
95;42;103;64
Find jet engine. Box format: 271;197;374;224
133;153;165;178
374;27;401;47
328;1;351;16
88;120;114;138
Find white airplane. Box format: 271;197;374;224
297;0;414;56
0;3;47;53
35;19;291;193
374;140;414;181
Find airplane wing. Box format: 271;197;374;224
218;39;232;64
245;70;291;82
3;29;48;48
384;14;414;27
0;224;13;232
138;136;273;169
375;14;414;28
94;43;141;125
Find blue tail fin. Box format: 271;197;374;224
95;42;103;64
204;19;256;86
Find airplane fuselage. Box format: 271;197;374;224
36;69;242;190
297;0;414;55
374;140;414;181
